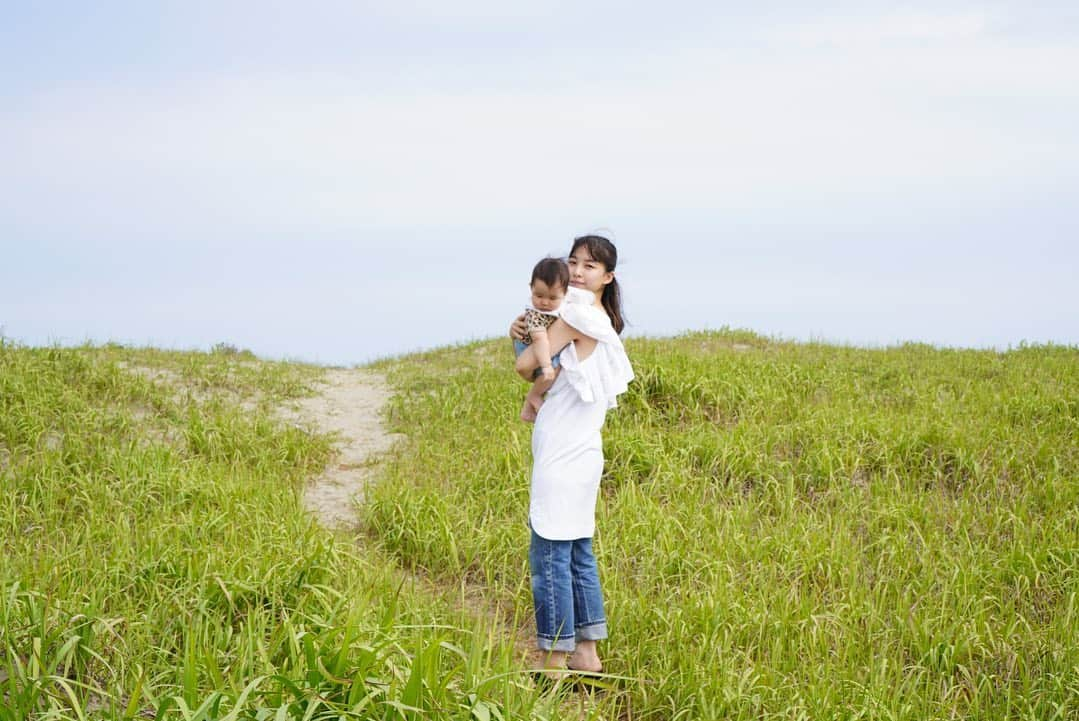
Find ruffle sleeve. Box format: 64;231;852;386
564;286;595;306
559;303;621;345
556;305;634;409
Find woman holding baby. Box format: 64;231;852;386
510;234;633;678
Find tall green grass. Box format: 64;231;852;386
0;341;573;720
4;332;1075;719
367;330;1079;719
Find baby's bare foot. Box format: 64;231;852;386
521;393;545;423
520;400;537;423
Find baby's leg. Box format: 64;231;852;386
520;370;558;423
514;336;561;423
520;396;538;423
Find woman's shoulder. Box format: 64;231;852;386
560;303;618;344
558;323;634;409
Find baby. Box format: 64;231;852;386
515;257;567;422
514;257;591;422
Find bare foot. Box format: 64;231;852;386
532;650;569;680
520;394;544;423
520;399;537;423
529;393;545;413
567;641;602;673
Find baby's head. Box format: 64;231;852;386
530;257;569;313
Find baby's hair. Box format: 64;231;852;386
530;257;570;290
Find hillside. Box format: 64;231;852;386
2;331;1077;719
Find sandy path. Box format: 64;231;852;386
282;369;539;665
278;368;402;530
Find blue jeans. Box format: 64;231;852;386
513;340;561;380
529;528;608;652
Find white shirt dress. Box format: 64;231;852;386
528;302;634;541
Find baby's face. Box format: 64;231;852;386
530;280;566;312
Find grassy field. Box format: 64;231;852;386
2;331;1077;719
367;330;1079;719
0;342;555;720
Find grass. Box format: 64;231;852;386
0;341;570;720
2;330;1076;719
366;330;1078;720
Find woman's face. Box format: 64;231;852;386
567;246;613;295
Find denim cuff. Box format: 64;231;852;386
536;635;577;652
575;621;608;641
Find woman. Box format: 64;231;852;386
511;234;633;676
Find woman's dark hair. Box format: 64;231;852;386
530;257;569;290
569;234;625;334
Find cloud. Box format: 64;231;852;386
779;10;989;46
3;6;1076;241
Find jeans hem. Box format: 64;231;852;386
574;621;608;641
536;635;577;652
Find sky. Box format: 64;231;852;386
2;1;1077;365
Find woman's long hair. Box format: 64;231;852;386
569;234;626;334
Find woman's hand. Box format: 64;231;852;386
509;314;527;341
517;319;578;381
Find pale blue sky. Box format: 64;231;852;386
2;2;1076;364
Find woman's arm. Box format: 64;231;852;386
515;318;578;381
509;313;527;341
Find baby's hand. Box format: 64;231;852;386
540;365;555;381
